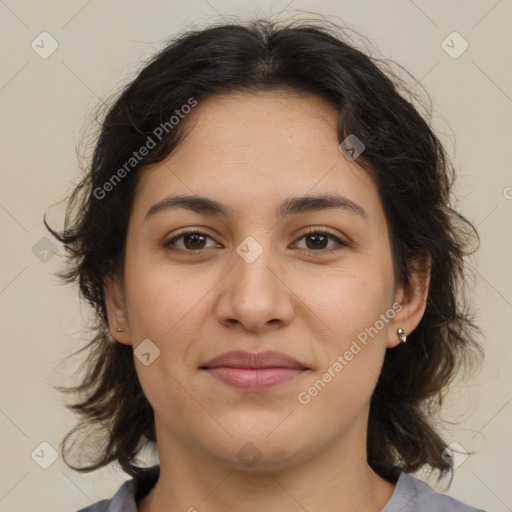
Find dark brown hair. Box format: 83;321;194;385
47;17;484;484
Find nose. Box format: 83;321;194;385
214;239;295;333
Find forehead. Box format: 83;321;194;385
131;90;384;228
180;89;341;155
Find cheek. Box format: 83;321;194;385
309;263;392;332
123;245;186;337
307;264;393;386
299;275;392;412
297;353;382;432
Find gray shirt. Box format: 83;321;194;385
74;464;487;512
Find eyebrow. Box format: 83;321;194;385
144;193;369;224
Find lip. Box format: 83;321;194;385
201;351;309;391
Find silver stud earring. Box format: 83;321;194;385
116;328;122;332
397;327;407;343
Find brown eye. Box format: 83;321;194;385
304;232;330;250
295;229;349;254
164;230;216;253
181;233;207;250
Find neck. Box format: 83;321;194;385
138;416;396;512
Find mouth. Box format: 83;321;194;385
200;350;310;391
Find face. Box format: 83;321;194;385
106;90;429;471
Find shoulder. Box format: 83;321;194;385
72;465;160;512
73;479;136;512
383;471;488;512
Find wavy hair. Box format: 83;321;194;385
46;16;484;484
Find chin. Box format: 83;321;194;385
205;429;310;473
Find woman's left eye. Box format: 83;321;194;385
294;230;347;252
164;229;349;255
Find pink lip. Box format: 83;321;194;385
201;351;309;391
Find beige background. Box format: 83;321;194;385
0;1;510;511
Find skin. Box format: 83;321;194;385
105;89;430;512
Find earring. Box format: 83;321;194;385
116;328;122;332
397;327;407;343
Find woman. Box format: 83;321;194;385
48;17;486;512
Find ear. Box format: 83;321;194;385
387;251;431;348
104;275;132;346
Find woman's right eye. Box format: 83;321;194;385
164;230;217;254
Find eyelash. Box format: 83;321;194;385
163;227;350;256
